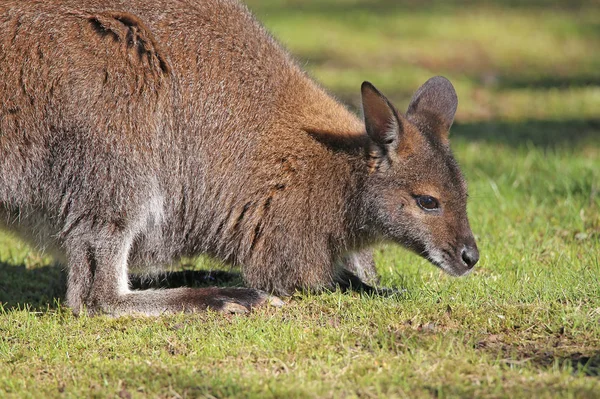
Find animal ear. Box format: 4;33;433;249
361;81;402;152
406;76;457;141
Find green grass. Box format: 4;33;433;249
1;0;600;397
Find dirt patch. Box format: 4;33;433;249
475;331;600;376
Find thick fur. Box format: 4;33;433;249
0;0;477;316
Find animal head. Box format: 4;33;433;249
361;76;479;276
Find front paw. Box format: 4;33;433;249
367;286;407;297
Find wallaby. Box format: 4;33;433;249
0;0;479;316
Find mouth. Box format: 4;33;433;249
422;248;474;277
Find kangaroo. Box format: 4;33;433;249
0;0;479;316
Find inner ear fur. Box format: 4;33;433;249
406;76;458;142
361;82;424;171
361;81;402;150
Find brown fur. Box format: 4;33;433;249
0;0;477;316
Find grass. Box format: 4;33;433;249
1;0;600;397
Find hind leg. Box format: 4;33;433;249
65;244;95;314
65;226;280;316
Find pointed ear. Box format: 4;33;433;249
361;81;402;152
406;76;457;141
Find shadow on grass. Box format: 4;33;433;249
130;269;242;290
555;351;600;377
495;74;600;90
452;118;600;149
0;261;66;311
517;349;600;377
515;347;600;377
427;350;600;396
476;334;600;377
340;97;599;150
332;87;599;151
251;0;600;17
0;260;400;312
0;262;241;312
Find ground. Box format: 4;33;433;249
1;0;599;397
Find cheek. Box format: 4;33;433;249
381;192;411;221
395;200;446;234
420;214;458;248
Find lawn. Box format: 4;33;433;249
1;0;599;397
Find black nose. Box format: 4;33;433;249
461;246;479;269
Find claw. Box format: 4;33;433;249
267;295;285;307
220;302;249;314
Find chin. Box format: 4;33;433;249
440;264;474;277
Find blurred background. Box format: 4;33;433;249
246;0;599;145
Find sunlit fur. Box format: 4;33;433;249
0;0;477;316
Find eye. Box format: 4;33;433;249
416;195;440;211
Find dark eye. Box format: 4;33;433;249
416;195;440;211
